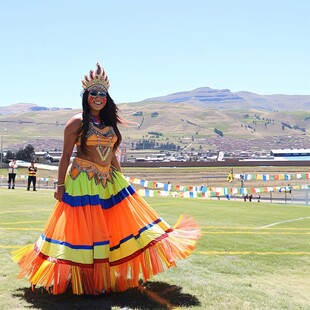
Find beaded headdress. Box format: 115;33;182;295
81;63;110;92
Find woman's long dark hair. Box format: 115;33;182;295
79;90;122;156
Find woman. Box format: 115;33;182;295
13;63;201;295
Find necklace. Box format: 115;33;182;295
88;121;113;162
90;114;104;128
95;130;113;162
96;138;112;161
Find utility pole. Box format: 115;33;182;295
0;135;3;170
0;129;6;170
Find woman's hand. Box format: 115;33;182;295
54;185;65;202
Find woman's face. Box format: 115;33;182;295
87;86;107;113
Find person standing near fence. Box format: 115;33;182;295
227;168;234;183
27;160;37;191
8;158;18;189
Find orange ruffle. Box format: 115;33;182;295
13;215;200;294
12;159;201;295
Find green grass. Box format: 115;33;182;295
1;188;310;309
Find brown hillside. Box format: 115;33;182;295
0;102;309;153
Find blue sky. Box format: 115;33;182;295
1;0;309;108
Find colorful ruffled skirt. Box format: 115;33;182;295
13;157;201;295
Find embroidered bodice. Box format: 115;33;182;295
76;122;117;162
76;122;117;147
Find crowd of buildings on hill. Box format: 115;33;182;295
1;133;309;165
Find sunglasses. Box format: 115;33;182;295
89;91;107;98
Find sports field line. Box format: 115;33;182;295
0;209;51;214
259;216;310;229
0;221;46;225
201;231;310;235
4;227;307;234
200;226;310;230
0;245;21;249
197;251;310;256
3;224;309;230
0;227;42;231
1;222;309;230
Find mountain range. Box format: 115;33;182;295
0;103;72;115
145;87;310;111
0;87;309;114
0;87;309;154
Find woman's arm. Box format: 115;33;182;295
54;115;81;202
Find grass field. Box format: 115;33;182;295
0;188;310;309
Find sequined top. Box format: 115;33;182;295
75;122;118;147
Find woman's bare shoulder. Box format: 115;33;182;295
65;113;83;131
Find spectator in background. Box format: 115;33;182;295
8;158;18;189
227;168;234;183
240;172;245;188
27;160;37;191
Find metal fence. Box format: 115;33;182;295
291;189;310;205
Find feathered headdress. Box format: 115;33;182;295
81;63;110;91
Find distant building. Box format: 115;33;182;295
270;149;310;161
34;150;77;163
